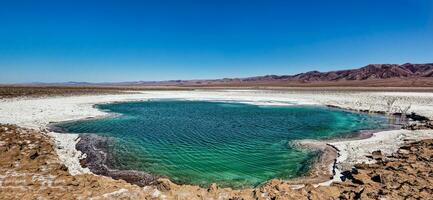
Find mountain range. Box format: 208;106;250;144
263;63;433;82
9;63;433;87
166;63;433;87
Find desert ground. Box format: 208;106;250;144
1;87;433;199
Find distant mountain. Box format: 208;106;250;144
288;63;433;82
184;63;433;87
197;63;433;87
10;63;433;87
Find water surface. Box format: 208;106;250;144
57;100;388;187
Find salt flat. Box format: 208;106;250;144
1;89;433;185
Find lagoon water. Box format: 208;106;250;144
57;100;388;188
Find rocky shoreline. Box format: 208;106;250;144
60;109;430;191
0;124;153;199
286;140;338;186
2;90;433;199
48;123;159;186
2;124;433;199
286;124;402;187
76;134;157;186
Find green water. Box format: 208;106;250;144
57;100;388;188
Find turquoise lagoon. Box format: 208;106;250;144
56;100;389;188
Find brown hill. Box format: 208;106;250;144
188;63;433;87
289;63;433;82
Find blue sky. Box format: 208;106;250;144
0;0;432;83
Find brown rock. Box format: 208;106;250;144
1;124;433;199
157;178;173;191
208;183;218;192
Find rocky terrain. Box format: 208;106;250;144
1;123;433;199
0;86;125;99
0;86;193;99
0;124;151;199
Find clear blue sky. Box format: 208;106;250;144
1;0;432;83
